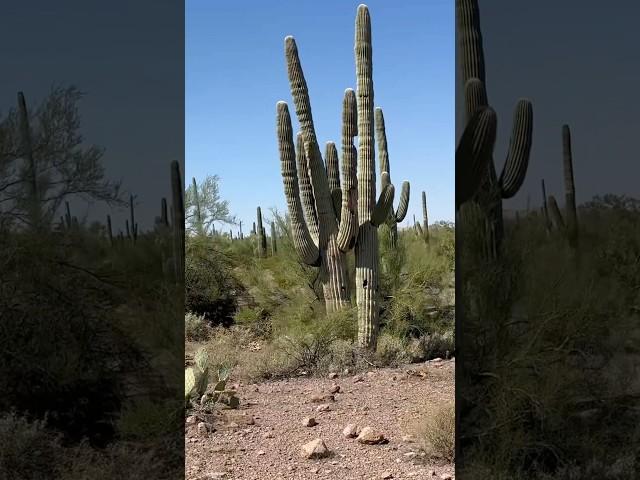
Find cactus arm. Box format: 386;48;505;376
395;181;410;222
498;99;534;198
371;176;395;228
170;160;185;283
276;101;321;266
547;195;565;230
456;107;497;208
294;132;320;245
326;142;341;192
375;108;391;181
331;188;342;221
457;0;487;91
285;36;337;248
562;124;578;234
336;88;359;252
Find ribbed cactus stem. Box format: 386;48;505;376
126;220;131;239
562;125;578;243
171;160;185;283
541;179;551;231
422;191;430;242
161;198;169;227
65;201;72;229
336;88;358;252
499;100;534;198
355;4;381;349
256;206;267;257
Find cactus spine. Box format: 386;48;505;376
256;207;267;257
456;0;533;256
421;191;430;243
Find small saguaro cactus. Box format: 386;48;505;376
541;179;551;232
239;220;244;239
456;0;533;256
160;197;169;228
129;194;138;243
562;124;578;245
270;221;277;255
277;5;396;347
375;108;410;248
421;191;430;243
255;207;267;257
17;92;42;230
106;214;113;246
252;222;256;235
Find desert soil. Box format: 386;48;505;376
185;358;455;480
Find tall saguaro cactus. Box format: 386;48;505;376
270;221;277;255
255;207;267;257
541;179;551;231
374;108;410;247
456;0;533;256
129;194;138;243
277;5;395;347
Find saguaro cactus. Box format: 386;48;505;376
171;160;185;283
456;0;533;256
270;222;278;255
255;207;267;257
277;5;395;347
421;191;430;243
106;214;113;246
129;194;138;243
375;108;410;247
17;92;42;230
562;125;578;245
160;198;169;228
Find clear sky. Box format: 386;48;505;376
186;0;454;235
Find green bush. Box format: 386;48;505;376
185;311;210;341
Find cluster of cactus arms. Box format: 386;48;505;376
375;108;410;247
277;5;398;348
545;125;579;246
456;0;533;257
255;206;267;257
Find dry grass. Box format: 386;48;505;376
416;401;455;462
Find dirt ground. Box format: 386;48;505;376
185;359;455;480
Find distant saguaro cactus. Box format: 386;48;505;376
421;191;430;243
129;194;138;243
171;160;185;283
456;0;533;256
17;92;42;230
270;221;277;255
541;179;551;232
562;125;578;245
256;207;267;257
160;198;169;228
106;214;113;246
277;5;396;347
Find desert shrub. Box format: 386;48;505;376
0;413;64;479
185;235;239;325
417;401;455;461
185;311;210;341
375;333;411;366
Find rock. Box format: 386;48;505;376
342;423;359;438
343;368;351;375
353;375;364;383
382;473;394;479
202;472;228;479
328;372;338;379
316;404;331;412
300;438;330;459
263;432;274;439
440;476;452;480
356;426;387;445
401;434;415;443
186;415;197;425
404;451;417;458
197;422;211;436
257;450;265;455
329;384;341;394
310;394;325;403
302;417;318;427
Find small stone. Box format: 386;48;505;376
404;451;417;458
302;417;318;427
301;438;330;459
440;476;452;480
186;415;197;424
263;432;274;439
343;368;351;375
203;473;228;479
342;423;359;438
316;404;331;412
353;375;364;383
328;372;338;379
257;450;266;455
356;426;387;445
197;422;211;436
329;384;341;394
310;394;325;403
382;472;394;479
401;434;415;443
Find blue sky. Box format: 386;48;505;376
186;0;454;234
